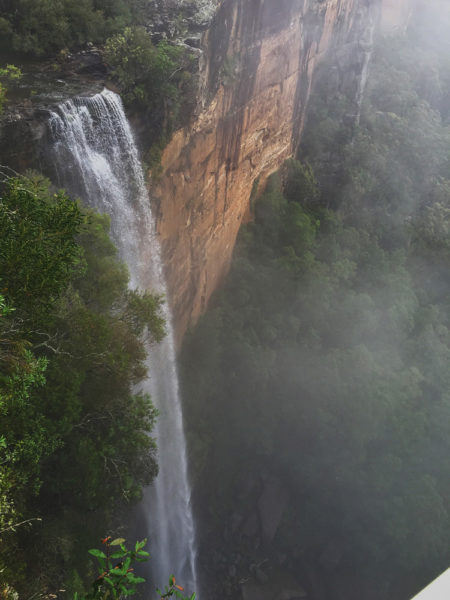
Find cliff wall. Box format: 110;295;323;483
153;0;378;342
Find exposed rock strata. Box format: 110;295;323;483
153;0;378;342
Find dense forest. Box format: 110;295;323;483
0;0;147;56
181;20;450;600
0;174;164;595
2;1;450;599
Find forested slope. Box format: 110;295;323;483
181;28;450;600
0;174;164;596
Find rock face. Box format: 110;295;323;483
257;475;289;544
241;568;308;600
153;0;379;342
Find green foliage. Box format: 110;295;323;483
81;538;195;600
0;0;146;56
0;175;164;595
157;575;196;600
0;175;84;317
81;537;148;599
104;27;186;132
0;65;22;113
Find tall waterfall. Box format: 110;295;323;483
47;89;198;593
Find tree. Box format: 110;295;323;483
0;175;164;594
0;65;22;114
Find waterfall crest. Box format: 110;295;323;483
47;89;198;593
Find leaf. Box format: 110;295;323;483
134;539;147;551
111;551;127;559
88;549;107;559
110;537;126;546
128;576;145;584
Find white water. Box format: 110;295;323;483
47;89;198;593
355;19;375;125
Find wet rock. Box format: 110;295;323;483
318;540;343;571
243;513;260;537
156;0;378;343
241;568;308;600
72;51;107;77
184;36;202;48
257;475;289;544
230;512;244;532
256;567;269;585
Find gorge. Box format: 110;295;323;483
1;1;450;600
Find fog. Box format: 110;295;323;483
180;2;450;600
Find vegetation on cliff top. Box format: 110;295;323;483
0;174;164;596
0;0;148;56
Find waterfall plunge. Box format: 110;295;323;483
47;89;198;594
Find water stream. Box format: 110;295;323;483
46;89;198;593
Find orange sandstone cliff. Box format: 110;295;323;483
153;0;378;342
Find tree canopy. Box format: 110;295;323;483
0;174;164;596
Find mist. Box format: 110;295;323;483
2;0;450;598
180;2;450;599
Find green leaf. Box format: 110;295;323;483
110;537;126;546
134;539;147;551
111;551;127;559
88;549;107;559
128;575;145;584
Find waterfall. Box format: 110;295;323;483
355;19;375;125
46;89;198;594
